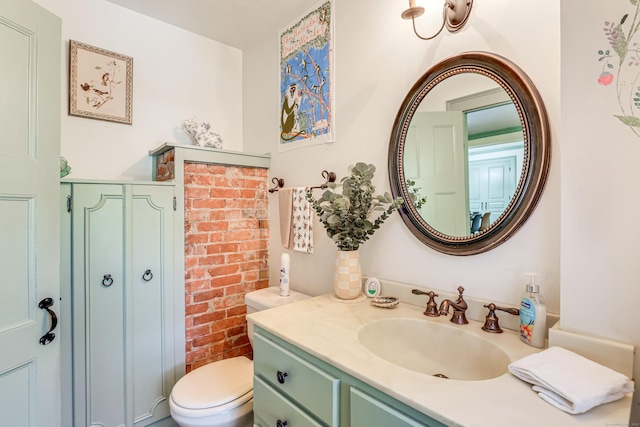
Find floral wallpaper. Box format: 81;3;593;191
598;0;640;137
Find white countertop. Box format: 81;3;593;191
248;293;633;427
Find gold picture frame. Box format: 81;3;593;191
69;40;133;124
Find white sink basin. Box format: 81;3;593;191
357;318;511;381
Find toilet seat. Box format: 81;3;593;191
170;356;253;416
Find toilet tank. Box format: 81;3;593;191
245;287;310;345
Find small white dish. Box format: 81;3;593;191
370;296;399;309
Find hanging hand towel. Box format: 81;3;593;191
278;188;294;250
508;346;633;414
292;187;313;254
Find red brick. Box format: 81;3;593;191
192;331;225;348
207;264;240;277
209;188;239;199
185;302;209;315
197;254;225;266
192;199;226;210
229;219;258;230
207;243;240;254
185;279;212;293
211;274;243;287
185;324;210;340
239;240;266;251
195;221;229;233
226;253;248;263
185;187;210;199
206;165;226;175
227;305;247;317
227;325;246;337
193;289;224;302
227;230;254;241
185;233;208;245
193;311;226;326
185;267;206;280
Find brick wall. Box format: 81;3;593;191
154;149;174;181
183;162;269;372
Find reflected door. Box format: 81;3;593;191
404;111;468;236
0;1;61;426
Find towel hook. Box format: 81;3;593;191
269;177;285;193
309;170;336;190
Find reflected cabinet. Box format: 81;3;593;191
61;182;177;427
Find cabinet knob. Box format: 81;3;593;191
276;370;288;384
276;420;288;427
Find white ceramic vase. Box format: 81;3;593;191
333;250;362;300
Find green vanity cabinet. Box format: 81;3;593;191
350;388;430;427
61;182;177;427
253;327;447;427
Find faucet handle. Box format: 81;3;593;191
411;289;440;317
481;303;520;333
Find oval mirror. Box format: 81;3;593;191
388;52;551;255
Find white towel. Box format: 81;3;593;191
291;187;313;254
508;346;633;414
278;188;294;250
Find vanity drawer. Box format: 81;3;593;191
254;376;324;427
350;388;444;427
253;332;340;426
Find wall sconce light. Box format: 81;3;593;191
401;0;473;40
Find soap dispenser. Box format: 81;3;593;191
519;273;547;348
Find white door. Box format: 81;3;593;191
404;111;469;236
0;1;61;426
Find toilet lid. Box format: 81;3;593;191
171;356;253;410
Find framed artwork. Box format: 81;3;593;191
278;0;334;151
69;40;133;124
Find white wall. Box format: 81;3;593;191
33;0;243;181
561;1;640;349
244;1;562;315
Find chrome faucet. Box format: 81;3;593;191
438;286;468;324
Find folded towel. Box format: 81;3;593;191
278;188;294;249
292;187;313;254
508;346;633;414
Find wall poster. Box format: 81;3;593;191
278;1;334;151
69;40;133;124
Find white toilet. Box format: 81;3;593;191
169;287;310;427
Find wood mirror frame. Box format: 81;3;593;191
388;51;551;255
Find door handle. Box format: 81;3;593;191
38;298;57;345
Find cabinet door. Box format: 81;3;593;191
350;388;443;427
70;183;175;427
129;185;175;426
254;332;340;426
71;184;126;427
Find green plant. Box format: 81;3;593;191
307;162;404;251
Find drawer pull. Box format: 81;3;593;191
276;370;288;384
276;420;288;427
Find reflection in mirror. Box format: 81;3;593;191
403;73;525;237
389;52;551;255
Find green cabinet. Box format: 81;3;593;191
61;182;177;427
253;327;447;427
350;388;429;427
